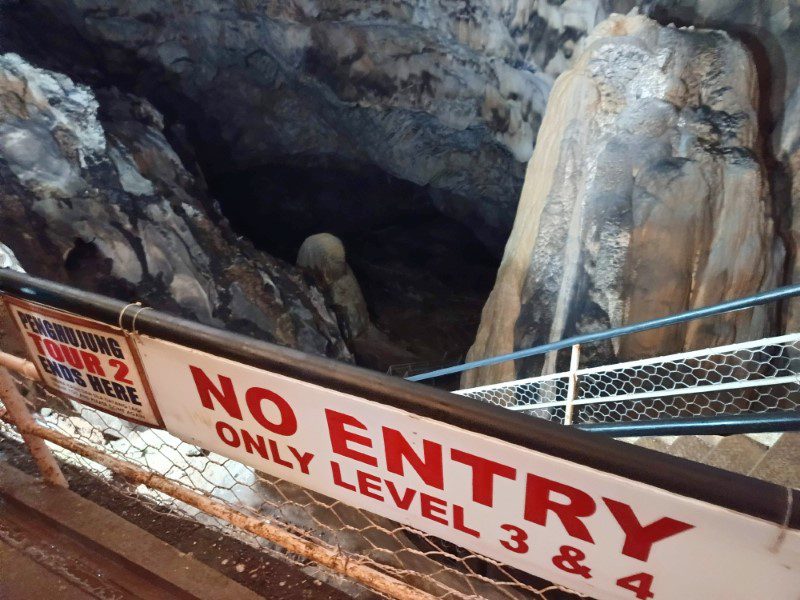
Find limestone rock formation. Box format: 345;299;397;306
782;83;800;330
0;243;22;272
464;14;782;387
2;1;798;254
0;53;351;360
296;232;420;371
1;0;656;252
297;233;370;341
636;3;800;323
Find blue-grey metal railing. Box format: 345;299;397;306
576;411;800;437
407;284;800;382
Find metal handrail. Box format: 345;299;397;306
577;411;800;437
408;284;800;382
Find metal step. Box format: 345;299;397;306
751;432;800;488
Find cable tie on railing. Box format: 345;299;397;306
130;306;152;335
118;301;141;330
117;301;151;337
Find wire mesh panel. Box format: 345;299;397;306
0;378;584;600
456;334;800;425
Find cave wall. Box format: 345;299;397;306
0;53;351;360
0;0;660;253
3;2;796;254
0;1;799;382
458;1;800;385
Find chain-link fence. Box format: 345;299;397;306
456;334;800;426
0;367;584;600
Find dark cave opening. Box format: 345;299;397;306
0;1;501;369
208;164;499;368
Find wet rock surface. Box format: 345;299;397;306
0;53;351;360
465;14;783;386
0;1;799;379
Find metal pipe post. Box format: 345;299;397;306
0;366;68;488
3;416;433;600
564;344;580;425
0;351;40;381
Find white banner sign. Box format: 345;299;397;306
3;298;162;427
132;335;799;600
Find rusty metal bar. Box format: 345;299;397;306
0;367;68;488
0;351;40;381
0;414;434;600
564;344;580;426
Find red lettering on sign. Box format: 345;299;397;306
385;480;416;510
109;358;133;384
382;427;444;490
330;461;357;492
190;366;243;420
451;449;516;507
216;421;241;447
552;545;592;578
603;498;693;562
28;332;107;375
453;504;480;538
246;387;297;436
524;474;596;543
44;338;64;362
326;463;482;539
616;572;655;599
26;332;46;355
288;447;314;474
242;428;269;459
60;345;82;369
357;470;384;501
420;493;448;526
500;524;529;553
325;410;378;466
81;351;105;375
268;439;293;468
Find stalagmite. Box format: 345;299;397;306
464;14;782;387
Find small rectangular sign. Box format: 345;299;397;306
2;296;162;427
134;335;799;600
